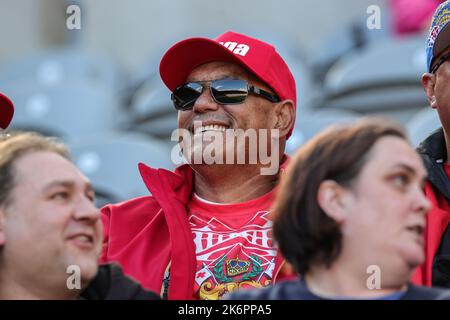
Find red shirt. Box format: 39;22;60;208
101;160;295;300
188;190;278;299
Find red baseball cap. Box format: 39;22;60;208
159;31;297;138
0;92;14;129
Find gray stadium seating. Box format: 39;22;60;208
0;47;124;91
316;35;428;125
3;79;121;138
325;35;426;93
67;131;176;207
124;79;179;139
286;108;361;155
406;107;441;147
308;15;391;82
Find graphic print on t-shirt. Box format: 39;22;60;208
189;208;277;300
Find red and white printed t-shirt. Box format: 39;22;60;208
188;190;278;300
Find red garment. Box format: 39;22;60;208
100;160;292;300
412;164;450;286
189;190;278;299
389;0;443;35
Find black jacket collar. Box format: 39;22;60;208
417;127;450;201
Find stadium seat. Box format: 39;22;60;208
3;79;121;138
67;131;176;207
286;108;361;155
324;35;425;93
286;57;320;112
123;79;177;139
308;15;391;83
406;107;441;147
0;46;124;91
316;35;428;125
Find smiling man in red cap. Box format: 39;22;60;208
0;93;14;130
100;31;297;300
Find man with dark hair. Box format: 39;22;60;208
0;92;14;130
100;31;297;299
0;132;158;300
416;0;450;287
228;119;450;300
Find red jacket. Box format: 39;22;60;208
412;182;450;286
100;162;291;300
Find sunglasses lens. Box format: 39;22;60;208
211;79;248;104
172;82;203;110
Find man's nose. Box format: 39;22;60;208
192;87;220;113
413;186;432;215
73;196;100;223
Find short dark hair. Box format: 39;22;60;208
272;118;408;275
0;132;70;208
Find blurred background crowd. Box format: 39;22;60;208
0;0;441;207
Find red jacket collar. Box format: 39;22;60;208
138;163;194;204
138;154;291;204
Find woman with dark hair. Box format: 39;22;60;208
228;118;450;300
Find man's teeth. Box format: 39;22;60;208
194;125;227;134
74;235;92;243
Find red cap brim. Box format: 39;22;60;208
160;37;255;91
0;93;14;129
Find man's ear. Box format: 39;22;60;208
422;73;438;109
317;180;350;224
273;100;295;138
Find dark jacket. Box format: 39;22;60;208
227;279;450;300
80;263;160;300
413;128;450;287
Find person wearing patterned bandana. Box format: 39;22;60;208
415;0;450;288
100;31;297;300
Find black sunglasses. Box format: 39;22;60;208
171;79;280;111
431;51;450;74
